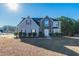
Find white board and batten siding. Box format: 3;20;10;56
17;17;40;34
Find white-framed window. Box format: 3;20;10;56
32;29;36;33
53;21;59;27
26;20;31;24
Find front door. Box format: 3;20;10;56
44;29;49;37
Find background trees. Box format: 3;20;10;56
0;16;79;36
0;25;16;33
74;20;79;34
58;16;79;36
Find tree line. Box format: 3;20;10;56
58;16;79;36
0;25;16;33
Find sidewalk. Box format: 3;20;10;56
64;36;79;39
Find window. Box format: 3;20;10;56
44;19;49;27
53;21;59;27
26;20;31;24
32;29;36;33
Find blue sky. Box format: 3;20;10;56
0;3;79;27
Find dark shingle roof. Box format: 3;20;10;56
32;18;59;26
17;18;26;26
51;18;59;21
18;17;59;26
32;18;42;26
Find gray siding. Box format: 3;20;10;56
17;16;61;36
17;17;39;34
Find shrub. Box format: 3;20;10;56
54;33;62;37
19;32;23;38
49;32;62;37
14;32;18;36
39;32;44;37
22;32;27;38
32;32;37;37
28;33;32;37
14;32;19;38
49;33;55;37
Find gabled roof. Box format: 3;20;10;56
32;18;59;26
17;16;59;26
51;18;59;21
17;17;26;26
32;18;42;26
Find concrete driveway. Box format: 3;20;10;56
20;37;79;56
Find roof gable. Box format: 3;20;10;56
32;17;59;26
17;16;59;26
32;18;42;26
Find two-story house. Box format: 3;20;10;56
17;16;61;37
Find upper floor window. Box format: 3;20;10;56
52;21;59;28
26;20;31;25
44;19;49;27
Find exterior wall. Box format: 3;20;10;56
40;16;61;34
17;16;61;37
51;20;61;33
53;28;61;33
17;17;40;36
40;16;52;34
